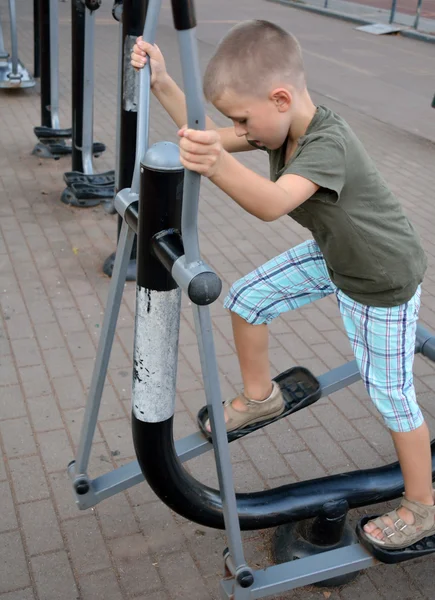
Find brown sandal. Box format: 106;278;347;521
204;381;285;434
361;497;435;550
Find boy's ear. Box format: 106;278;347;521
270;88;292;112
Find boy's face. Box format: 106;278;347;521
214;88;292;150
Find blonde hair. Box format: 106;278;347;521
203;20;305;103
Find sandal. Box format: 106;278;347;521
203;381;285;435
359;497;435;550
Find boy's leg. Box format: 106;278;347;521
337;287;434;544
208;240;336;430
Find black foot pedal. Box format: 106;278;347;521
92;142;106;156
103;252;136;280
34;126;72;139
61;183;115;208
32;140;73;160
356;516;435;564
63;170;115;186
197;366;321;443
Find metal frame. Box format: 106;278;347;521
68;1;435;598
0;0;35;88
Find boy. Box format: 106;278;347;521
131;20;435;552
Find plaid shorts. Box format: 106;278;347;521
224;239;423;433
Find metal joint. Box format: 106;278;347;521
172;255;222;305
114;188;138;218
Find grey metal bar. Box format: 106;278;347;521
73;220;135;476
130;0;161;194
192;304;251;575
415;324;435;361
73;431;211;509
70;330;431;509
389;0;398;23
0;19;8;59
81;7;95;175
220;544;375;598
8;0;18;75
414;0;423;29
178;29;204;264
317;360;360;395
114;20;123;192
49;0;60;130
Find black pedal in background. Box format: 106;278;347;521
198;366;322;443
32;127;107;161
63;170;115;187
61;182;115;208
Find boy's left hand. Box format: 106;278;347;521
178;127;224;178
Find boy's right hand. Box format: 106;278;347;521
130;37;167;89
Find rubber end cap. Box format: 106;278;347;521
237;570;254;588
74;479;90;496
188;272;222;305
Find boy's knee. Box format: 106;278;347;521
382;407;425;433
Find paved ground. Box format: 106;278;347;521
0;0;435;599
270;0;435;35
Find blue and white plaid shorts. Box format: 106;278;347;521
224;239;423;433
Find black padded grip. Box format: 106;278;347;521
171;0;196;31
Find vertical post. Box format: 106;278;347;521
0;19;8;60
8;0;19;76
71;0;86;172
39;0;52;128
102;0;148;280
33;0;40;77
414;0;423;29
389;0;397;23
131;145;184;426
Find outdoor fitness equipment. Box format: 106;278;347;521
61;0;115;208
102;0;143;282
0;0;35;89
68;0;435;597
33;0;74;159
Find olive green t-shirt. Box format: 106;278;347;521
268;106;427;307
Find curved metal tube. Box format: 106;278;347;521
133;414;435;531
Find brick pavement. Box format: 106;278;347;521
0;0;435;599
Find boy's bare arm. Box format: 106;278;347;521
131;39;254;154
210;152;318;221
154;76;254;153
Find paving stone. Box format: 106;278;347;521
8;455;50;503
310;404;359;442
77;570;124;600
26;395;64;432
134;501;187;554
20;365;52;398
0;354;19;386
95;491;140;540
19;499;63;555
52;374;86;410
33;321;65;351
108;534;162;596
0;481;17;533
284;450;327;481
0;589;35;600
63;515;111;575
0;531;31;593
158;551;215;600
0;418;37;458
299;427;351;470
37;429;73;473
31;551;78;600
0;385;26;420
